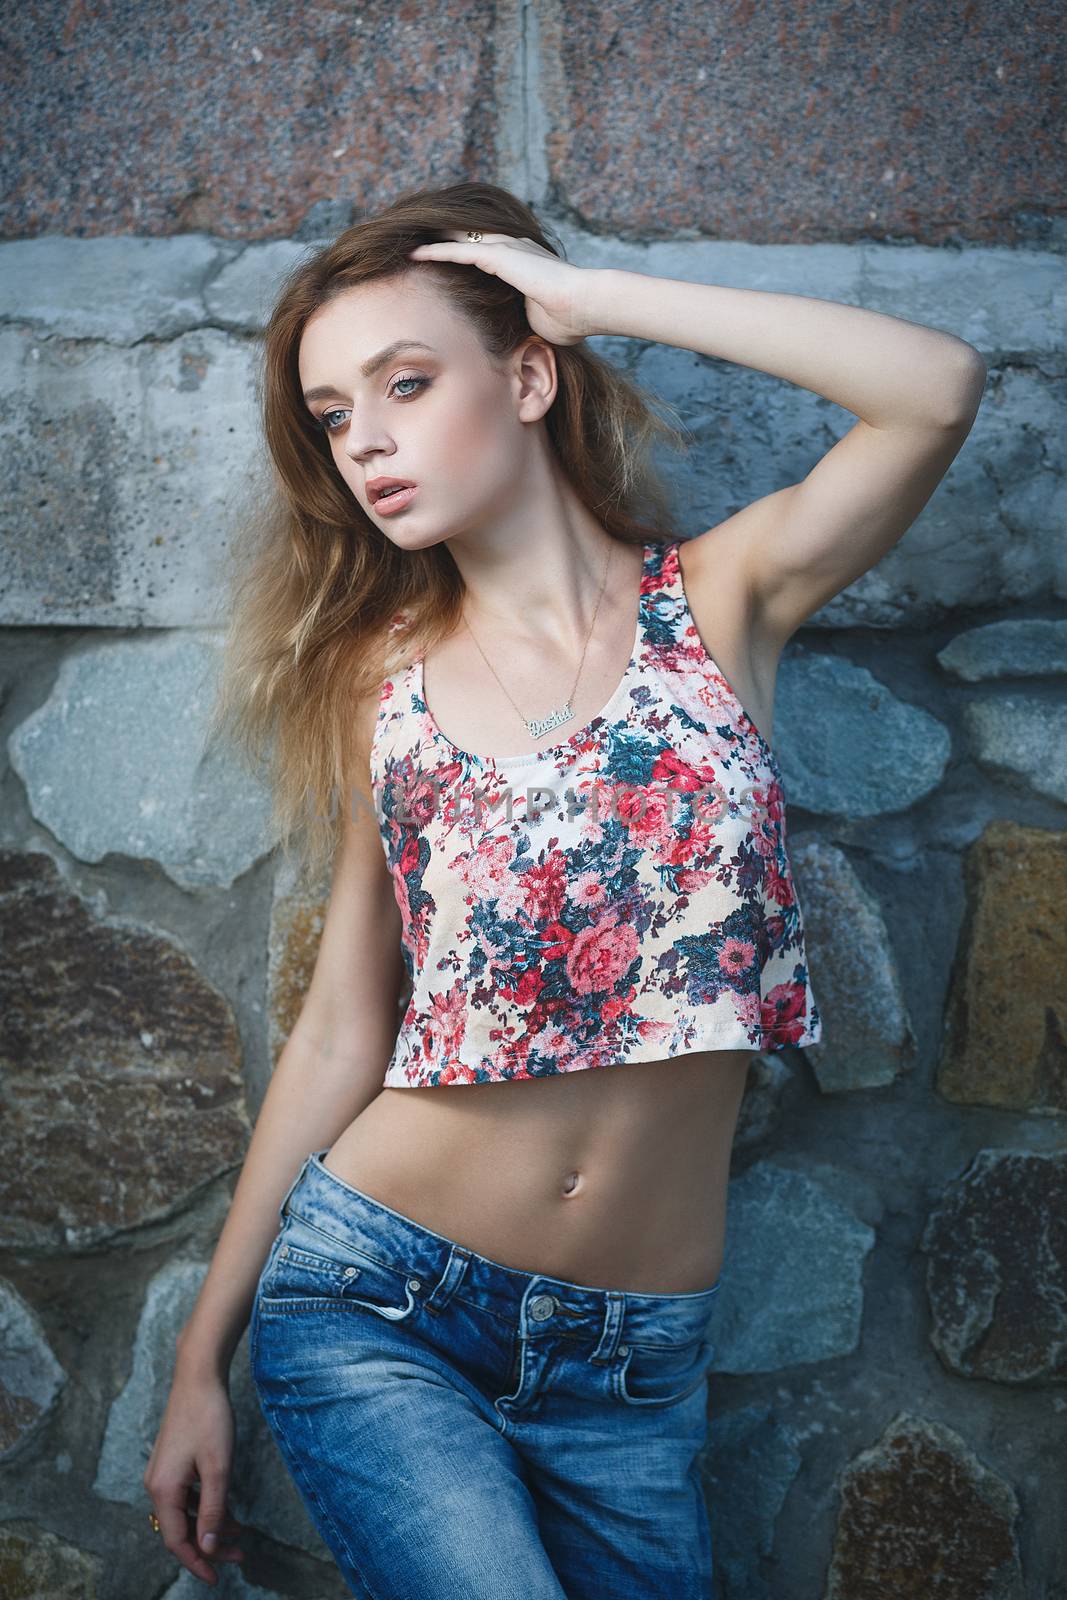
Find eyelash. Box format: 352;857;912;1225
314;375;431;434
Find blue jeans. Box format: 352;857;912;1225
249;1148;722;1599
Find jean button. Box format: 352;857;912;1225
408;1278;421;1291
343;1266;357;1277
529;1294;557;1321
618;1343;629;1356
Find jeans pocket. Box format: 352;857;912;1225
257;1212;421;1322
615;1335;715;1408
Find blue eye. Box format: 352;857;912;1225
315;375;430;434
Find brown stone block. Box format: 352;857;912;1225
825;1413;1022;1599
936;820;1067;1115
0;851;250;1251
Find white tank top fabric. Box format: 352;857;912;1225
370;537;823;1086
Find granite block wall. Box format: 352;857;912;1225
1;2;1064;1597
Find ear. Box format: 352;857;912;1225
514;337;557;421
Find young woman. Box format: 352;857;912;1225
144;182;985;1596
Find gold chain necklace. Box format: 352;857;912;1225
461;542;614;741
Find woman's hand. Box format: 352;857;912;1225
406;231;601;346
143;1367;247;1586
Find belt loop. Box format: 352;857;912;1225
277;1152;312;1221
422;1243;472;1315
590;1290;626;1362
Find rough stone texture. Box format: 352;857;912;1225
700;1402;802;1600
936;822;1067;1115
1;31;1064;1587
2;241;1065;630
0;233;330;342
267;853;331;1067
824;1414;1023;1600
733;1053;793;1153
712;1162;876;1373
0;0;502;241
0;235;233;342
787;837;916;1093
0;1522;104;1599
541;2;1063;250
0;1279;67;1460
7;635;275;890
962;695;1067;807
0;324;264;627
203;238;336;330
3;4;1061;247
161;1571;300;1597
644;348;1067;627
770;648;952;818
268;850;411;1065
921;1149;1067;1386
95;1254;334;1563
937;618;1067;681
0;851;250;1251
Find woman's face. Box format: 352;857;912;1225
297;276;549;553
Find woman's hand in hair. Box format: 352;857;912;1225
406;232;601;346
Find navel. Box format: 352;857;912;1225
561;1169;583;1197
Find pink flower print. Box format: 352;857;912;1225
651;748;706;794
601;984;636;1023
764;855;793;909
424;978;467;1060
691;780;729;827
403;763;461;828
736;992;762;1030
530;1019;577;1061
661;828;701;870
566;915;640;996
761;979;809;1046
636;1017;675;1048
456;834;517;904
520;853;569;923
500;966;545;1006
570;869;607;911
683;814;724;865
399;836;422;876
395;870;414;937
617;784;677;849
439;1060;482;1084
750;779;784;850
719;936;757;977
540;920;576;964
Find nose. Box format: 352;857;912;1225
343;433;385;464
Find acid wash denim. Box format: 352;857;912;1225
249;1148;723;1600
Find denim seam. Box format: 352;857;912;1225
281;1207;715;1343
260;1282;702;1351
258;1378;386;1600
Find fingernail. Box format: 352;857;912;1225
202;1532;217;1550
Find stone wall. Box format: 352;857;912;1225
1;3;1064;1597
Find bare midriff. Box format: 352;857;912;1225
320;1047;753;1295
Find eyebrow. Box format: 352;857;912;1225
302;341;439;405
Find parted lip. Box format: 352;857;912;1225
367;476;416;503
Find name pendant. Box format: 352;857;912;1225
526;703;575;739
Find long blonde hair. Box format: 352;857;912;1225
207;180;692;891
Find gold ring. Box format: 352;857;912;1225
148;1511;161;1532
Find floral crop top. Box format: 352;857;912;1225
370;537;822;1087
